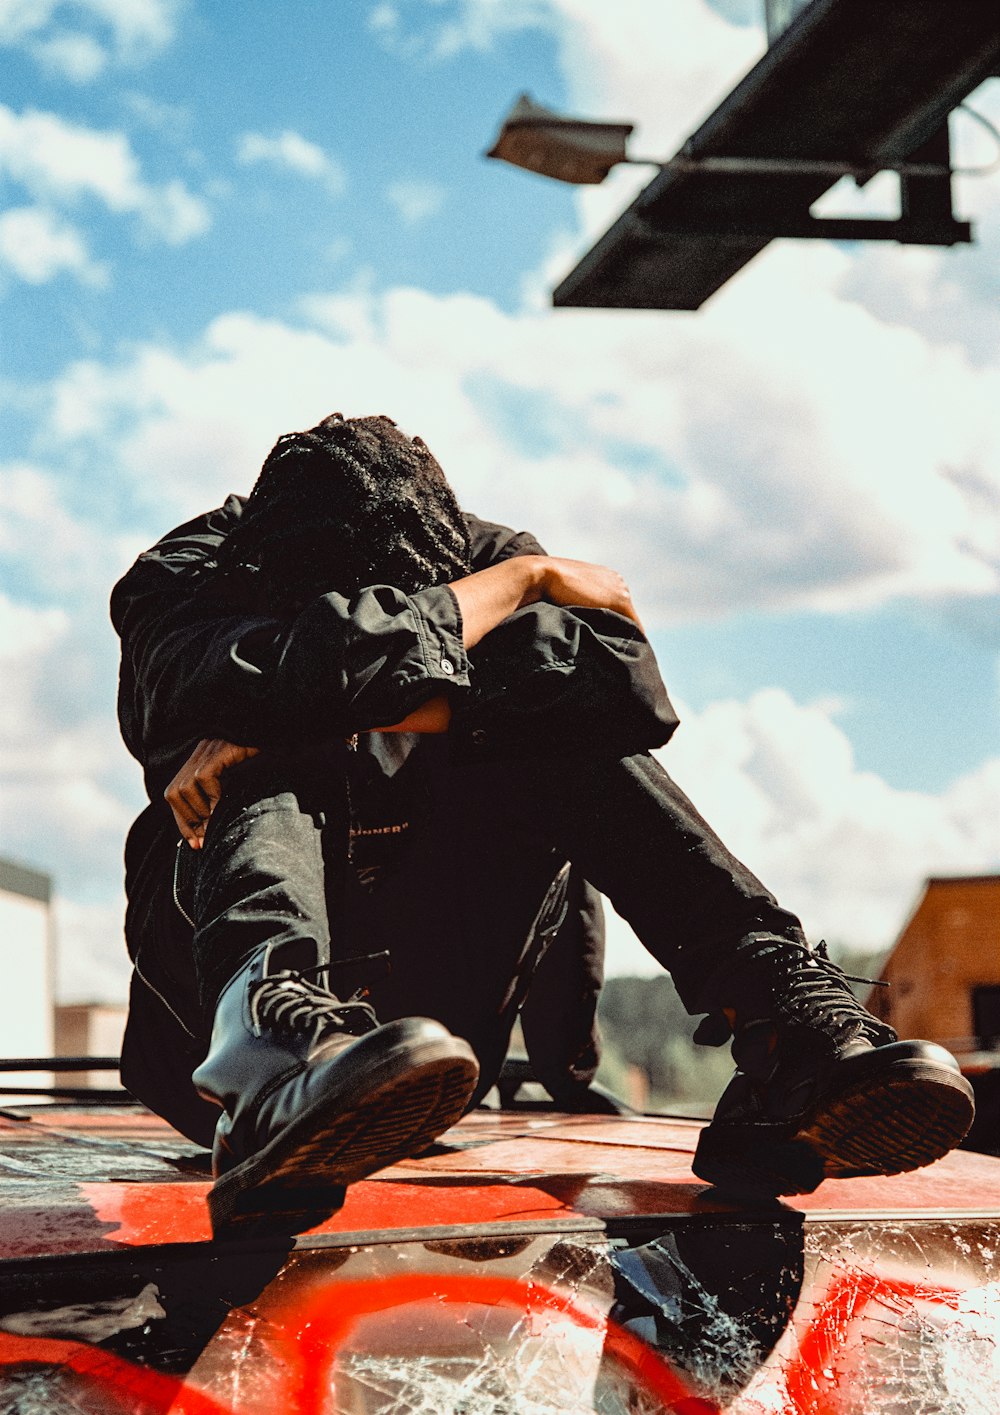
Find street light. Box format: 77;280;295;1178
485;93;635;185
486;92;982;189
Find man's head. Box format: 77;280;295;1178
219;413;472;610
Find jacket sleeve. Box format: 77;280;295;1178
457;514;679;759
451;600;679;760
112;504;469;790
465;514;546;567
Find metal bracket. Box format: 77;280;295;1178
656;153;955;182
631;210;972;246
633;122;970;246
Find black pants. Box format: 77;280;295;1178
180;738;804;1097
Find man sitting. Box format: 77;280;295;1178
112;413;974;1234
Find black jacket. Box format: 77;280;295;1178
110;499;678;1140
112;500;676;798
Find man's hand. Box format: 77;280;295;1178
164;705;449;848
540;557;642;631
165;738;260;849
449;555;642;650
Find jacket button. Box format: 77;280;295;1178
471;729;487;746
440;657;455;675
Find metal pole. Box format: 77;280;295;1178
622;154;953;181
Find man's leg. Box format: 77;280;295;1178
332;741;788;1103
453;748;801;1006
455;745;974;1195
331;736;576;1103
184;747;479;1234
183;750;339;1016
519;872;622;1113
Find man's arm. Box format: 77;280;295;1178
449;555;640;648
163;553;646;843
369;555;640;730
113;501;473;793
444;550;673;763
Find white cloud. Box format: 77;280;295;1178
121;89;192;137
0;205;107;285
385;178;446;227
368;2;398;33
604;689;1000;975
0;472;147;936
34;266;1000;625
667;691;1000;949
80;0;179;53
0;461;142;593
0;104;211;244
0;104;140;207
32;28;106;79
555;0;762;156
0;0;182;80
367;0;761;89
135;176;211;243
237;129;347;197
45;316;355;513
368;0;549;60
0;594;136;874
832;150;1000;370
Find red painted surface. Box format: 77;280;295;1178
784;1272;965;1415
80;1175;577;1248
3;1099;996;1413
81;1180;214;1246
0;1332;230;1414
0;1276;718;1413
0;1259;978;1415
253;1275;716;1415
4;1106;1000;1260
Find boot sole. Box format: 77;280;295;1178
693;1053;975;1198
208;1022;479;1237
804;1058;975;1181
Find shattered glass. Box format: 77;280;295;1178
4;1220;1000;1413
609;1220;804;1398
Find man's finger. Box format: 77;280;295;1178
189;773;218;808
198;772;225;805
164;739;261;846
176;780;213;815
171;808;202;848
166;780;210;847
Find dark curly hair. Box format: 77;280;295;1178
218;413;472;611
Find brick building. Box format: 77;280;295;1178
867;875;1000;1051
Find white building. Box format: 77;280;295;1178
0;857;54;1100
54;1003;128;1090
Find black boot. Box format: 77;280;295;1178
692;935;974;1196
192;939;479;1235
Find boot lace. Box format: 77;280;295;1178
250;965;378;1040
694;939;891;1049
768;941;891;1043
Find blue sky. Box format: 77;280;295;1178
1;0;998;995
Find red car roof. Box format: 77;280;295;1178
3;1103;1000;1259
